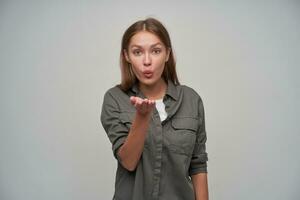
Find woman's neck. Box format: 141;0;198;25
138;79;167;100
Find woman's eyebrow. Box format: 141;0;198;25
130;43;162;48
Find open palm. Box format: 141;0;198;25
130;96;156;116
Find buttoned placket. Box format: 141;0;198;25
151;107;163;199
133;88;164;199
130;81;181;199
150;95;174;199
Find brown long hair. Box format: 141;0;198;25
118;17;180;91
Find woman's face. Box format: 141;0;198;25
124;31;170;87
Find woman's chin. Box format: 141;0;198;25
139;78;159;87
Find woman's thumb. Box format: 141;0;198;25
130;96;136;105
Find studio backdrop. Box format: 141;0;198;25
0;1;299;200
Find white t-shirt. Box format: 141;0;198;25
155;98;167;122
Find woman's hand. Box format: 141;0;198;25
130;96;156;116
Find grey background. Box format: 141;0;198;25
1;1;299;200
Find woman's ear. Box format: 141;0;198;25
165;47;171;62
123;49;130;63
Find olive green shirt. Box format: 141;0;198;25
100;79;208;200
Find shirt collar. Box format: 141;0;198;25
130;79;179;101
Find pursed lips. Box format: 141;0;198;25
142;70;153;77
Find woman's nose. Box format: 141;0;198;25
143;53;151;66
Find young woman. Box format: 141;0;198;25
101;17;209;200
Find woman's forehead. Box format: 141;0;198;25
129;31;163;48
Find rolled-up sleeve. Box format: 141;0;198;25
188;96;208;175
100;91;128;162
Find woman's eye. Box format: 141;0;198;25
133;50;142;55
152;49;161;54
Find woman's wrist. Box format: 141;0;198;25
135;111;152;121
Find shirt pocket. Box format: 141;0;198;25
168;117;199;156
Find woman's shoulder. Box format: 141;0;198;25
102;84;130;105
103;84;127;97
179;84;203;101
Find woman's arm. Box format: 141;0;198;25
191;173;209;200
117;97;155;171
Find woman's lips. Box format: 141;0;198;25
143;71;153;78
